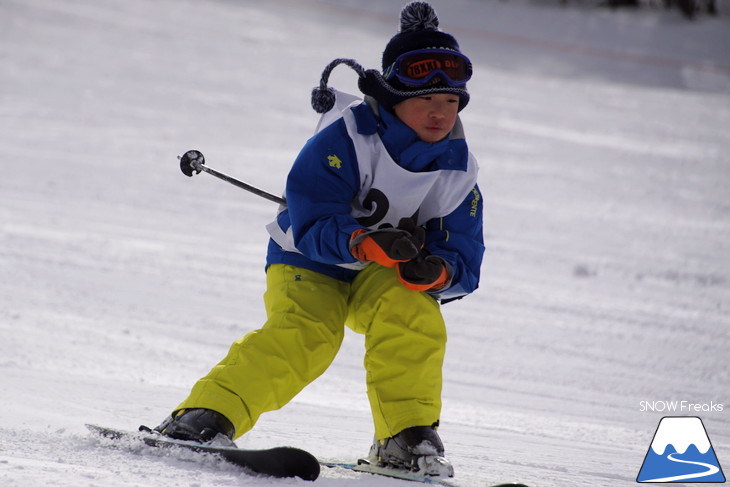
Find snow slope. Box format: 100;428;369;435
1;0;728;486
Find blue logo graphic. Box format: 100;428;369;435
638;416;725;483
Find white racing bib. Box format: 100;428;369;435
267;91;478;270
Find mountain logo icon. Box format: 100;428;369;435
637;416;725;483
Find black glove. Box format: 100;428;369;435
397;254;449;292
350;217;424;267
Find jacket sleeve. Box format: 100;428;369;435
424;184;484;302
285;118;363;265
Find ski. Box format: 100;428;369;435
86;424;320;481
322;461;529;487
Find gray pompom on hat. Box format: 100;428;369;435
381;1;460;72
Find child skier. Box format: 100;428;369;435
155;1;484;476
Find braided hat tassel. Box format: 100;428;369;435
310;58;366;113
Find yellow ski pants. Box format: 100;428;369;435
175;263;446;441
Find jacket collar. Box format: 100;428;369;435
350;98;469;173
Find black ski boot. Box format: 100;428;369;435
364;423;454;477
153;408;236;447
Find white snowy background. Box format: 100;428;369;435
1;0;728;486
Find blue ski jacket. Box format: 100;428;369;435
266;97;484;302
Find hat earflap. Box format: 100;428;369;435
311;58;366;113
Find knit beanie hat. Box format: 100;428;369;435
311;1;470;114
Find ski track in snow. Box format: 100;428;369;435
1;0;729;486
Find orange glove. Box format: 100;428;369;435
397;255;450;292
350;218;424;267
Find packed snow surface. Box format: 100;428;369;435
1;0;728;486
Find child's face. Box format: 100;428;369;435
393;93;459;143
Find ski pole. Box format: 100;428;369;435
178;150;287;206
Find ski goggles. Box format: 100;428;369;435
383;49;472;88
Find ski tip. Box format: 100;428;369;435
271;446;320;481
301;465;320;481
86;424;321;481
